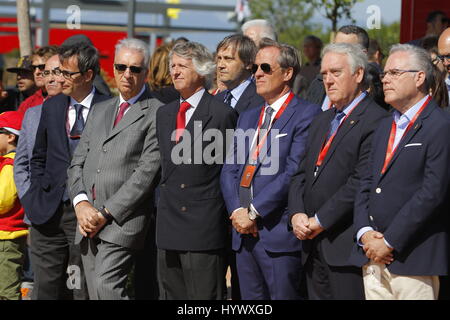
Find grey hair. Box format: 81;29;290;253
322;42;370;89
169;41;216;87
259;38;301;87
115;38;150;67
389;43;434;91
241;19;277;41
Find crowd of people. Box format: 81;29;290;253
0;10;450;300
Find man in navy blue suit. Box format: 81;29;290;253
351;44;450;300
22;44;109;299
220;38;320;300
215;34;264;115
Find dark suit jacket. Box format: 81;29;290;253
156;90;238;251
23;91;109;225
288;95;388;266
221;95;321;253
215;81;264;115
350;99;450;276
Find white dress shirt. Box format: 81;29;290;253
67;87;96;131
180;88;205;125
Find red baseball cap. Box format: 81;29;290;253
0;111;24;136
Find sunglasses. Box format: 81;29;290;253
252;63;276;74
114;64;145;74
0;129;12;135
31;64;46;71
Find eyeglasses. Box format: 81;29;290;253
252;63;275;74
53;68;83;79
380;69;420;79
437;55;450;63
42;69;60;77
114;64;145;74
31;64;46;71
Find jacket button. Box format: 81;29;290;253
103;148;107;153
180;184;185;189
375;187;381;194
161;184;165;187
181;206;187;212
97;169;101;173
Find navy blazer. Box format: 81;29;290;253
350;99;450;276
215;81;265;115
22;91;109;225
221;94;321;253
288;95;388;266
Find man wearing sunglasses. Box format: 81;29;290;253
67;38;163;300
21;44;109;300
16;46;58;114
221;38;320;299
289;43;388;300
438;27;450;107
215;34;264;115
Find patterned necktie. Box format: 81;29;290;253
239;106;275;208
114;101;131;127
175;101;191;142
224;90;233;107
327;110;345;140
70;104;85;139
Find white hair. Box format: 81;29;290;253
241;19;277;41
389;43;434;91
323;42;370;88
115;38;150;67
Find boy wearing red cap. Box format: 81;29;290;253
0;111;27;300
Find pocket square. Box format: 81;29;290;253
404;143;422;147
275;133;288;138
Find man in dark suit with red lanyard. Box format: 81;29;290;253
351;44;450;300
22;44;109;299
288;43;388;300
221;38;320;300
156;41;238;300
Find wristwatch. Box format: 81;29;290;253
248;206;258;221
98;206;113;220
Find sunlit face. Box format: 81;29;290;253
114;47;148;100
254;46;293;104
382;51;426;110
44;55;63;97
438;30;450;75
56;56;92;97
216;45;248;88
170;53;204;99
32;55;46;88
16;71;35;93
320;52;363;109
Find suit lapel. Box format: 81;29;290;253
57;95;71;157
104;96;120;138
378;101;435;180
313;96;368;181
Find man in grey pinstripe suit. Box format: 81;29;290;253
67;38;162;300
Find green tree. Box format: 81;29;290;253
367;21;400;56
310;0;362;33
248;0;326;48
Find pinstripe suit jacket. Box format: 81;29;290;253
67;88;163;249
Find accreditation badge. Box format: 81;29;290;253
240;164;257;188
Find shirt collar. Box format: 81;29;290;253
339;91;367;116
70;87;96;109
446;75;450;86
267;91;292;114
229;78;251;102
119;85;146;106
180;88;205;109
393;94;430;127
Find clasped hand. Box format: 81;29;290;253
230;208;258;237
361;230;394;264
74;201;108;239
291;213;324;240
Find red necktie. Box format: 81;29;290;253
114;102;130;127
175;101;191;142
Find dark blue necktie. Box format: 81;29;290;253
224;90;233;107
239;106;274;208
69;103;85;154
327;110;345;140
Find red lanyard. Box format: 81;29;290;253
381;95;431;175
250;92;294;162
315;99;363;167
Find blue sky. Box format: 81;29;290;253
0;0;402;50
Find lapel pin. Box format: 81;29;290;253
414;124;419;130
350;120;355;125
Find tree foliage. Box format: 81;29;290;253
310;0;363;32
367;21;401;56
